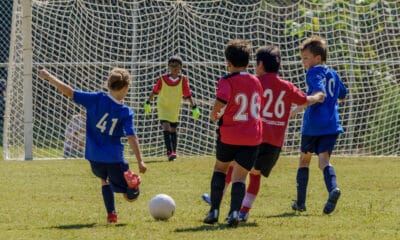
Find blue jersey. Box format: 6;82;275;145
302;65;347;136
73;91;136;163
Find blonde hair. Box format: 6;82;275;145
108;68;130;91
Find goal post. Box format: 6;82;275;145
3;0;400;160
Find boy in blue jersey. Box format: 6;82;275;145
38;67;147;223
291;36;347;214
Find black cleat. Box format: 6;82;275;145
323;188;341;214
203;209;219;224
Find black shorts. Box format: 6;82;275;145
90;161;130;193
160;120;179;128
254;143;281;178
216;138;259;171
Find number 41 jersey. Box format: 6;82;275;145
73;91;136;163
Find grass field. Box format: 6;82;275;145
1;155;399;240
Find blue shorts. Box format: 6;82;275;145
254;143;281;178
90;161;129;193
216;138;259;171
301;135;339;155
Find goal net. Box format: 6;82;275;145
3;0;399;160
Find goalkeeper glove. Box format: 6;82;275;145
144;101;151;115
192;105;200;120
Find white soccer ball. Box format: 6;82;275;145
149;194;176;220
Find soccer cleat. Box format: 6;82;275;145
107;211;118;223
124;170;141;189
292;201;307;212
238;211;249;222
226;211;239;228
167;151;177;161
203;209;219;224
323;188;341;214
201;193;212;206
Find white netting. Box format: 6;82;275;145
3;0;400;160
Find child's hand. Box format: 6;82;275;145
192;105;200;120
138;161;147;173
38;68;51;81
144;101;151;114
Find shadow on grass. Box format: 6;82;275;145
49;223;127;230
174;222;258;232
265;211;308;218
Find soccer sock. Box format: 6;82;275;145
223;165;234;194
323;165;337;192
240;173;261;213
296;167;309;205
102;185;115;213
210;171;226;211
163;131;172;152
170;132;177;152
230;181;246;213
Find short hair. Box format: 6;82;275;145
255;45;281;73
108;67;130;91
168;55;183;66
224;39;251;67
300;35;327;62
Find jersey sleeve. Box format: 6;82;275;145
182;76;192;98
216;78;231;103
123;108;136;136
73;91;100;109
306;67;326;95
337;79;348;99
152;77;163;94
289;83;307;105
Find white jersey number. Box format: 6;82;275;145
96;113;118;135
262;89;286;119
233;92;261;121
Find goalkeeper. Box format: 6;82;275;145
144;55;200;161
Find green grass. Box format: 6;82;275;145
0;156;399;240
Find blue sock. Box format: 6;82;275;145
323;166;337;192
102;185;115;213
230;182;245;213
210;171;226;211
296;167;309;205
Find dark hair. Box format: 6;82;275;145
256;45;281;73
300;35;327;62
168;55;183;66
224;39;251;67
108;68;130;91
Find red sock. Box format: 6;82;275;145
240;173;261;213
247;173;261;195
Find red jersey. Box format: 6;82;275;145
258;73;307;147
216;72;263;146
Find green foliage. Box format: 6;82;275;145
0;156;399;240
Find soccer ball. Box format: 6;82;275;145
149;194;176;220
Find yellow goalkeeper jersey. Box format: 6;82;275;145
157;76;183;122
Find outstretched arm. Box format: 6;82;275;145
127;135;147;174
38;68;74;99
290;91;325;119
210;99;226;122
